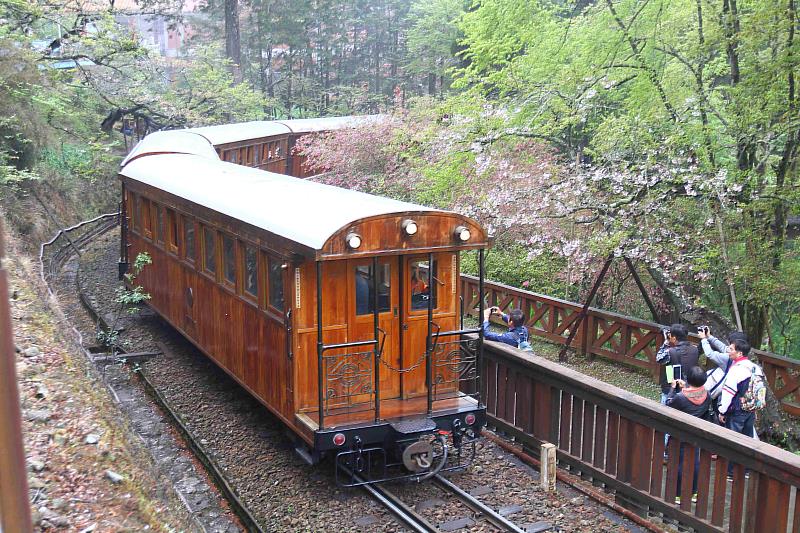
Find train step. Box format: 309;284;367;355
389;418;436;435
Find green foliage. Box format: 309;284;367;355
461;244;568;297
98;252;151;349
413;151;474;208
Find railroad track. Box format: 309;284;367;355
354;468;528;533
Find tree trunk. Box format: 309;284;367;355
225;0;242;83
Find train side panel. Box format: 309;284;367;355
123;186;299;436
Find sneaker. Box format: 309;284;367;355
675;494;698;504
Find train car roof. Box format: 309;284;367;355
121;130;220;167
276;115;382;133
120;154;436;252
186;121;293;146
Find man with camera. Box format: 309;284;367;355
482;306;531;350
656;324;700;405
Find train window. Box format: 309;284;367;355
261;144;269;164
228;150;238;164
203;226;216;274
222;234;236;286
275;144;282;158
183;216;195;263
410;260;437;311
167;209;178;252
243;245;258;298
141;198;152;239
131;194;142;233
155;204;165;244
355;264;391;315
129;193;138;233
268;257;284;311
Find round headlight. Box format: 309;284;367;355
346;233;362;249
333;433;346;446
402;219;418;236
455;226;471;242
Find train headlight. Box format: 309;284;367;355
464;413;476;426
402;219;418;236
332;433;346;446
345;233;362;249
454;226;471;242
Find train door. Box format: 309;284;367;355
346;258;401;399
401;254;459;399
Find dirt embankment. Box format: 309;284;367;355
5;220;194;531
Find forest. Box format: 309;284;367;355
1;0;798;358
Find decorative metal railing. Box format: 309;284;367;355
461;274;800;417
430;335;480;401
323;349;375;414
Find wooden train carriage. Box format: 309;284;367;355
186;116;382;178
188;122;292;174
118;141;491;472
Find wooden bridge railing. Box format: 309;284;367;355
461;274;800;417
482;341;800;532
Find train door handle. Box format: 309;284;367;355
393;307;398;317
402;324;408;331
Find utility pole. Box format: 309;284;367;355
0;219;33;532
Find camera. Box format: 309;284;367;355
697;326;710;335
662;329;670;340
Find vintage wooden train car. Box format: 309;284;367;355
118;118;491;483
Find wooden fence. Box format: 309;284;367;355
481;341;800;532
461;275;800;417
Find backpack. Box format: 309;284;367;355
517;330;533;352
740;363;767;411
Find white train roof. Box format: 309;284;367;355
120;153;435;251
121;130;219;167
187;121;293;146
276;115;382;133
122;117;385;165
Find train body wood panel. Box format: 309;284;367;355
118;116;491;483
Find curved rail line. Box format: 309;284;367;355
40;217;266;533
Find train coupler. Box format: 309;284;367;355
335;444;387;487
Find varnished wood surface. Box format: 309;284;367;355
126;210;293;423
321;213;488;259
299;394;478;431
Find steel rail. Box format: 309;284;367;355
433;474;527;533
342;466;438;533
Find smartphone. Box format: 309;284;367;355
673;364;682;382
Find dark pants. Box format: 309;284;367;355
677;443;700;494
725;410;755;476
